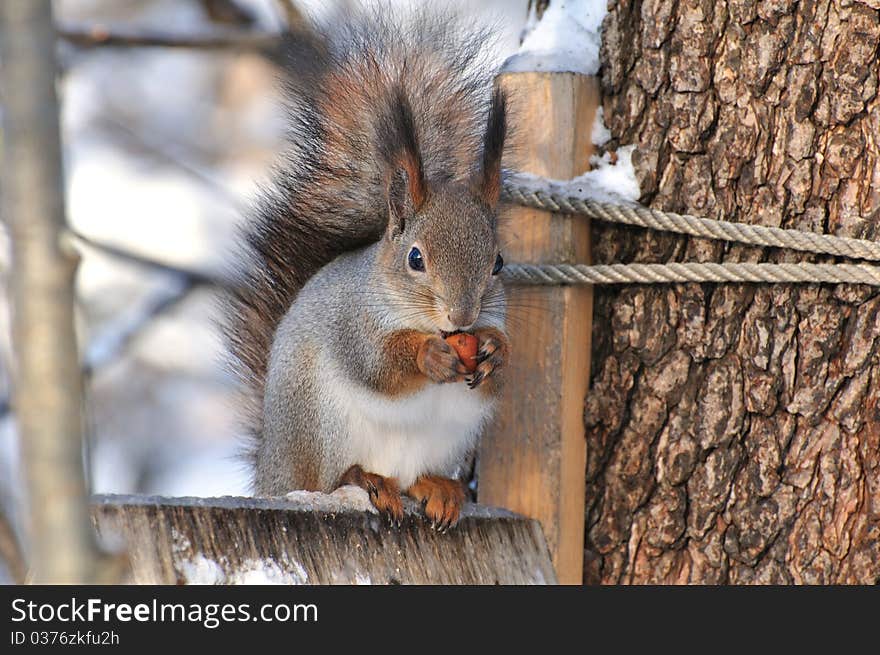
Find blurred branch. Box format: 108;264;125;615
98;114;249;214
75;235;224;373
69;233;226;376
0;245;216;417
83;277;205;376
0;0;100;583
57;23;280;52
2;5;269;421
61;110;238;374
0;235;227;420
0;508;26;584
275;0;308;30
72;234;237;367
0;108;241;418
200;0;257;27
70;232;226;290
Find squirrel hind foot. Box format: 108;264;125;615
337;465;404;526
406;475;466;532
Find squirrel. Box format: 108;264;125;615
222;8;510;530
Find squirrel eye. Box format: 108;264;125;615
492;253;504;275
408;246;425;272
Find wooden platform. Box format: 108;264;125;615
91;493;556;585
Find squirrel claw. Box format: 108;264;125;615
467;371;485;389
406;475;465;532
468;328;509;389
476;341;497;361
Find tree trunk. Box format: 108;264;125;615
587;0;880;584
1;0;99;583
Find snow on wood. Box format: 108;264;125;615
506;143;641;208
503;0;607;75
91;493;557;585
500;1;642;204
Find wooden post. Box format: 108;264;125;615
478;72;596;584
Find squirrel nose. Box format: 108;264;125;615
447;307;478;330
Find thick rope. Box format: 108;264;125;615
501;177;880;286
502;182;880;262
502;262;880;286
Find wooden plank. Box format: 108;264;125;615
91;494;556;585
478;72;596;584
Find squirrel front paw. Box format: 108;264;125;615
338;465;404;525
417;335;469;383
407;475;466;531
468;327;510;389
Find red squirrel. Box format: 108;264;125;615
223;8;510;530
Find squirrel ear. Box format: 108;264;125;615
387;166;422;237
380;88;428;237
477;87;508;208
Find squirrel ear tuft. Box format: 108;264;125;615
478;86;507;208
379;87;428;236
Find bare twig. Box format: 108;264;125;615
56;23;280;51
0;0;101;583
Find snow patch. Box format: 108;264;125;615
282;486;378;514
173;530;308;585
508;144;641;206
178;557;309;585
504;0;607;75
227;559;308;585
328;485;377;513
591;105;611;147
584;145;641;202
179;554;225;585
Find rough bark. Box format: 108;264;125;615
587;0;880;584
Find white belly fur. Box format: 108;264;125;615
326;366;494;488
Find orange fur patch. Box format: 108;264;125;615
407;475;466;529
372;330;433;396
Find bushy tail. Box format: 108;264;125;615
222;7;500;446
